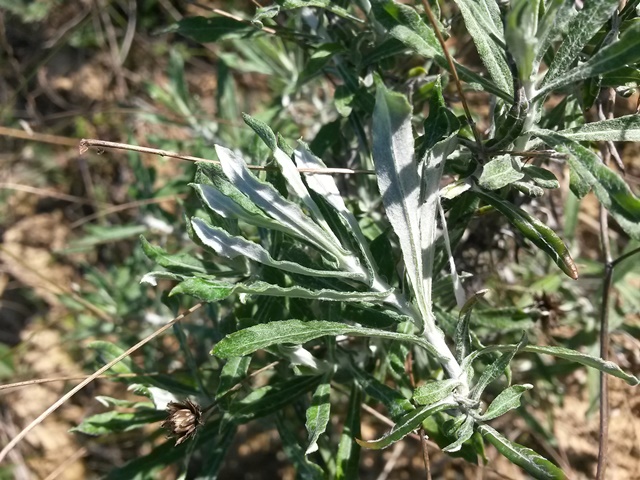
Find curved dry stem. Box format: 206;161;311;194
0;303;203;463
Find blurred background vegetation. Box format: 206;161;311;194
0;1;639;479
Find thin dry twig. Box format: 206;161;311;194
79;138;376;175
419;0;484;154
0;302;204;463
0;125;80;147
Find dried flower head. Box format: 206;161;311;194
161;399;203;445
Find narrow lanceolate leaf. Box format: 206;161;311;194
412;379;461;406
373;84;424;306
212;319;443;360
535;0;576;69
242;114;340;244
193;183;284;232
463;344;639;386
172;278;392;305
191;217;365;281
140;236;208;274
419;135;459;322
214;145;349;261
470;335;528;402
335;383;362;480
475;189;578;279
229;375;321;423
355;400;456;450
294;147;378;276
370;0;510;100
454;0;512;95
539;0;619;91
536;132;640;240
275;415;324;480
350;366;414;420
443;415;475;453
537;21;640;99
305;377;332;454
551;114;640;142
505;0;539;82
479;425;565;480
216;356;251;400
479;384;533;421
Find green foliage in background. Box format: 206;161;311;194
65;1;640;479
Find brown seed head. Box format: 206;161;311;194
160;399;203;445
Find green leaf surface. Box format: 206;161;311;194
465;344;639;386
372;83;424;314
536;132;640;239
191;217;365;280
214;144;350;262
212;319;442;359
229;375;321;423
443;415;475;453
172;278;392;304
479;424;565;479
479;384;533;421
552;114;640;142
350;365;414;421
454;0;512;94
370;0;510;100
355;400;455;449
475;189;578;279
538;21;640;98
523;165;559;189
71;409;165;436
305;377;332;454
167;16;256;43
140;236;208;275
540;0;619;91
478;155;525;190
216;356;251;400
412;379;461;406
335;383;362;480
469;335;527;402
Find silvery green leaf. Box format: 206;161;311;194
478;155;525;190
191;217;366;281
216;356;251;400
214;145;350;262
193;183;284;232
211;319;443;359
455;0;512;94
140;271;185;286
535;0;575;70
537;21;640;99
370;0;510;100
443;415;475;453
305;377;332;455
373;84;424;310
523;165;559;189
350;366;414;420
242;114;340;244
294;146;379;282
479;425;565;479
440;180;472;200
355;400;455;450
479;384;533;421
469;334;528;402
535;132;640;239
419;135;458;318
412;379;461;406
463;343;639;386
505;0;539;82
275;415;325;480
173;278;394;306
513;181;545;197
551;114;640;142
335;383;361;480
140;236;208;274
539;0;619;91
